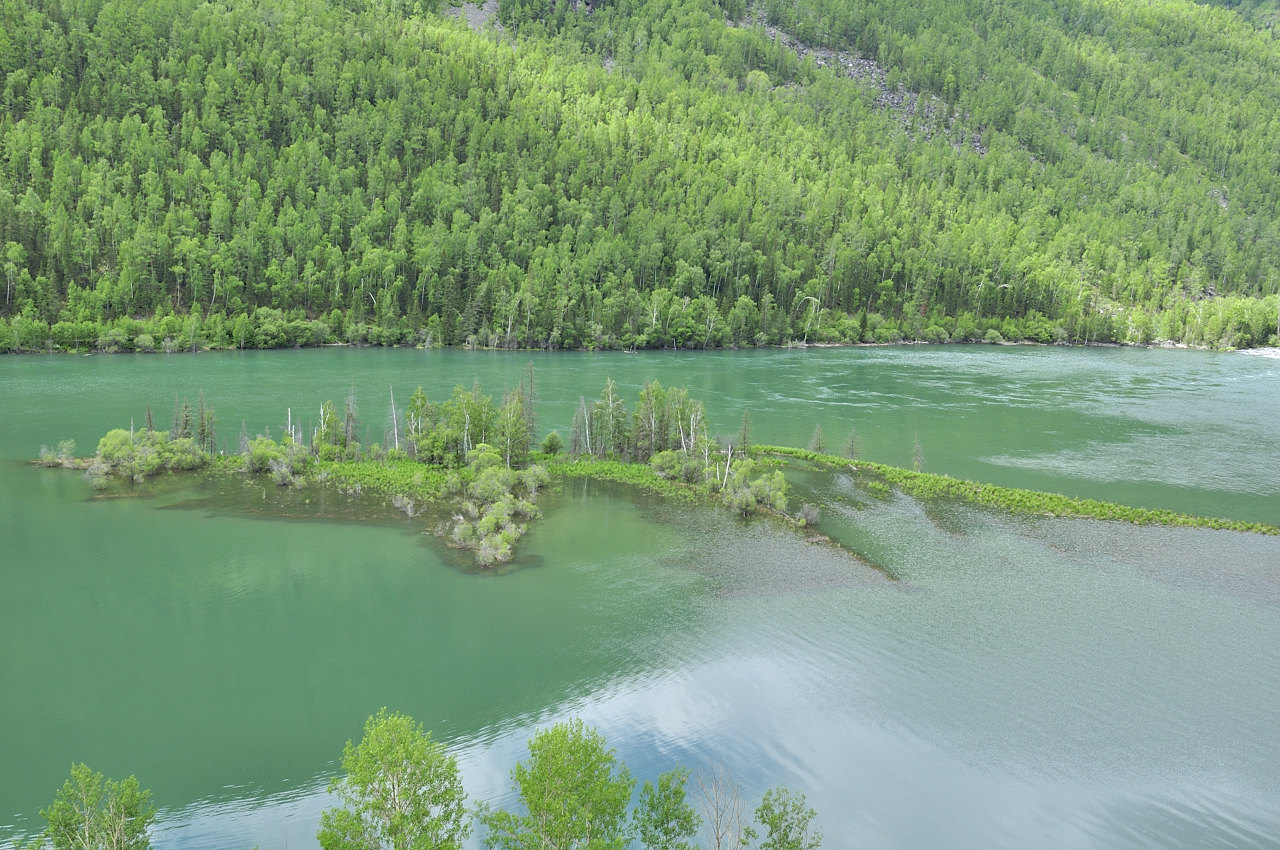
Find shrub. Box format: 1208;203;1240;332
922;325;949;343
650;451;683;479
540;430;564;455
245;437;283;474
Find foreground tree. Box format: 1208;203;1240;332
695;768;822;850
633;767;701;850
318;709;469;850
754;787;822;850
33;763;154;850
481;719;634;850
696;765;752;850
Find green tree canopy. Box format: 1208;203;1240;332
633;767;701;850
481;719;635;850
34;763;154;850
753;787;822;850
2;0;1278;353
318;708;470;850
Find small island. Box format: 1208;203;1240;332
40;372;1279;569
41;373;792;566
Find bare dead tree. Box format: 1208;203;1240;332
388;385;400;451
696;764;751;850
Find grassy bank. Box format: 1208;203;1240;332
544;456;707;502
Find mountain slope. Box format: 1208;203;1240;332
0;0;1276;351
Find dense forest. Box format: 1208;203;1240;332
2;0;1279;352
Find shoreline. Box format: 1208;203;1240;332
1;337;1267;357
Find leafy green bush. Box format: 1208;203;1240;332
540;431;564;455
91;428;210;481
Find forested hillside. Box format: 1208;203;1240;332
1;0;1278;352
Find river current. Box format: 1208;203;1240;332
1;346;1277;849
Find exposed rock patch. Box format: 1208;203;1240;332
446;0;503;33
733;6;986;156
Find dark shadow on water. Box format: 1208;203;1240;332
780;464;905;579
127;465;903;585
145;473;524;574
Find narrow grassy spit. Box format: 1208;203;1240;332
755;446;1280;536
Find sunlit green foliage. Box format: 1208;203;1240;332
633;767;701;850
76;377;785;534
720;459;788;516
90;427;206;483
753;787;821;850
31;763;154;850
479;719;812;850
539;430;564;455
548;456;703;501
36;438;77;468
319;460;452;500
70;377;1279;581
449;444;545;565
567;379;788;514
319;709;469;850
482;719;635;850
314;713;796;850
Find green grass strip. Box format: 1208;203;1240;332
311;460;452;500
754;446;1280;535
545;457;705;502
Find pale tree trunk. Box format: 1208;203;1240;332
697;765;751;850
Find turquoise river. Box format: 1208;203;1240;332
1;345;1278;849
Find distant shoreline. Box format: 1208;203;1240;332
2;337;1266;356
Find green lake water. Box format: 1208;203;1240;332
1;346;1278;848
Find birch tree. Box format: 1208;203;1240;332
319;710;469;850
